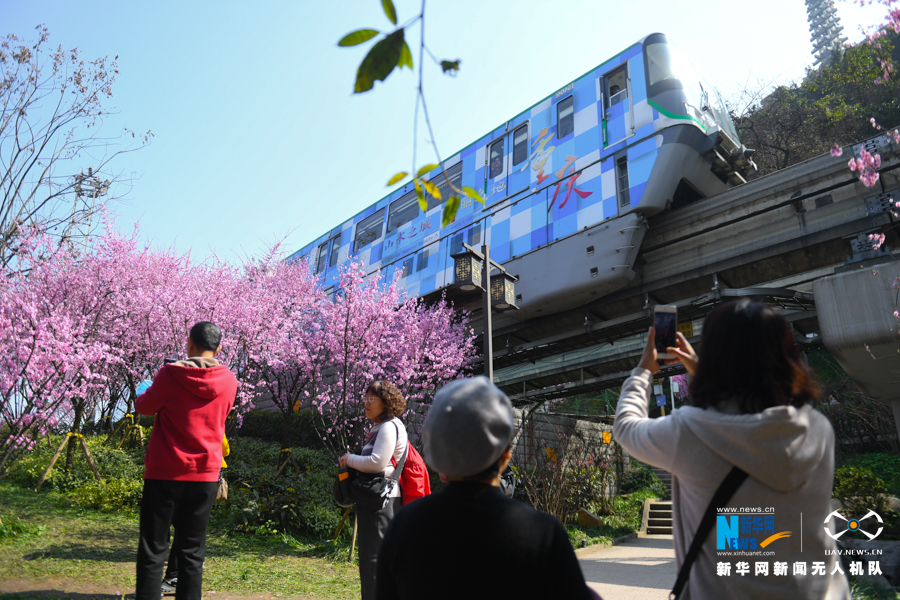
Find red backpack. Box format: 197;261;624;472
391;443;431;505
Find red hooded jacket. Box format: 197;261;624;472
136;357;237;482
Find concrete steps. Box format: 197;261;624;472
646;501;674;535
633;464;674;535
651;466;672;500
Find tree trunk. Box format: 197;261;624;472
65;400;85;472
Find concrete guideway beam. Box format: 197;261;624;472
487;133;900;403
813;261;900;440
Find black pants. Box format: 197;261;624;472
136;479;217;600
356;497;401;600
164;529;179;581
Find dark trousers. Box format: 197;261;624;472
164;529;179;580
356;497;401;600
136;479;217;600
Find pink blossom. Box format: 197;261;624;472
860;170;881;187
831;145;843;157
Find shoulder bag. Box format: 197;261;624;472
332;421;409;510
670;466;748;599
351;422;408;510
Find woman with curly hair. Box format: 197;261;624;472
340;380;408;600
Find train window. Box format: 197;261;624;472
428;162;463;210
354;208;385;252
468;222;482;246
329;236;341;268
315;242;328;273
512;125;529;167
616;156;630;208
399;257;413;279
489;138;505;178
606;66;628;107
646;41;676;87
416;247;431;272
557;96;574;138
388;191;420;233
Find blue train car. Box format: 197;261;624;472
290;33;754;319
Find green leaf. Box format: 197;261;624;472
416;163;439;178
413;179;427;212
398;41;413;70
386;171;408;186
442;196;460;227
440;60;461;74
462;186;484;204
382;0;398;25
338;29;380;47
422;179;441;200
354;29;405;93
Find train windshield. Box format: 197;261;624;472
644;35;741;145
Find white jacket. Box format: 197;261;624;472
347;417;408;498
614;367;850;600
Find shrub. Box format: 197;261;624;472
236;410;323;450
833;466;889;517
7;434;144;491
841;453;900;497
212;437;344;540
71;477;144;513
514;419;617;524
619;463;667;498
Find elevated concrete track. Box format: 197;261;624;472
434;135;900;405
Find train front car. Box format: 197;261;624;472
637;32;755;214
486;32;754;321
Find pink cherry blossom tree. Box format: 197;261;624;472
307;262;475;455
0;222;476;473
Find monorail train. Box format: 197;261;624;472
289;32;755;319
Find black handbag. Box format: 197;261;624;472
336;422;408;510
333;466;357;508
350;469;401;510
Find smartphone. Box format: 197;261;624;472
653;305;678;360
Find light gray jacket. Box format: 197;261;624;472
614;367;850;600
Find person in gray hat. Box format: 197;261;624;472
375;377;596;600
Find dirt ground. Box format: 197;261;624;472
0;578;315;600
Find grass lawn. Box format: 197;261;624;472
0;481;360;600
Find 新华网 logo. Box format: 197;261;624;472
716;511;791;550
823;510;883;541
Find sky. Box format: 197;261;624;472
2;0;889;263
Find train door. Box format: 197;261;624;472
485;135;508;204
602;63;634;148
319;234;341;288
507;123;531;199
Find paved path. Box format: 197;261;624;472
578;535;676;600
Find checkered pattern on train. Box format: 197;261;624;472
290;40;668;298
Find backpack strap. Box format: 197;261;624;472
670;466;748;599
388;421;408;481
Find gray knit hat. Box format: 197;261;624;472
422;376;515;478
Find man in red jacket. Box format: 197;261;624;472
135;322;237;600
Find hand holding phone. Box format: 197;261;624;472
653;305;678;360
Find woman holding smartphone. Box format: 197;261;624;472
614;300;849;599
